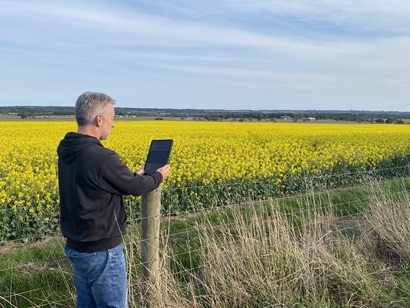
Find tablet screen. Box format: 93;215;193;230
144;139;173;174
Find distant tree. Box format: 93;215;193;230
293;114;302;122
18;112;30;119
375;118;385;124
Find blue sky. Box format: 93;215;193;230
1;0;410;111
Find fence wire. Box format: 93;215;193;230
1;164;409;216
2;166;410;306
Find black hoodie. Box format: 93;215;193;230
57;132;162;252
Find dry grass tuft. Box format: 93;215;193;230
365;181;410;262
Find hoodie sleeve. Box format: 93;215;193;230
99;151;163;196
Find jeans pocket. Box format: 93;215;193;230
65;247;100;279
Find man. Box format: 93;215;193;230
57;91;170;307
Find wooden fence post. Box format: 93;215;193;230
141;186;161;293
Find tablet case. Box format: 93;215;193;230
144;139;173;174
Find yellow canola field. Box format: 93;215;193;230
107;121;410;186
1;120;410;240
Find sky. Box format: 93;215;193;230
1;0;410;111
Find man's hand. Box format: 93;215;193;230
157;164;170;180
135;165;145;176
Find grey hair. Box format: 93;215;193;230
75;92;116;126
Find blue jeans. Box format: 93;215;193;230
65;243;128;308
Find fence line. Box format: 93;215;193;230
1;163;409;216
1;187;403;270
164;163;410;191
2;179;408;246
2;171;410;306
0;195;372;247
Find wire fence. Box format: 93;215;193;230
2;165;410;307
1;163;409;218
2;173;404;223
2;165;409;246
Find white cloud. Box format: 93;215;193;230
0;0;409;110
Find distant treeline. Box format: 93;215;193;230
1;106;409;123
0;106;75;116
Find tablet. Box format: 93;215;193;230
144;139;173;174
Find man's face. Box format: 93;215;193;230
99;104;115;140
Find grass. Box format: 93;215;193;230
2;177;410;307
0;238;74;307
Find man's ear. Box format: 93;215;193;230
95;114;103;127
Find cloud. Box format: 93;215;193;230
0;0;409;110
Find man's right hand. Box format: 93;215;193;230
157;164;170;181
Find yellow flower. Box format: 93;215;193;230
1;120;410;237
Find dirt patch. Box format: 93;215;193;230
0;235;64;255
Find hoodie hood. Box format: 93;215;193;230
57;132;102;163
